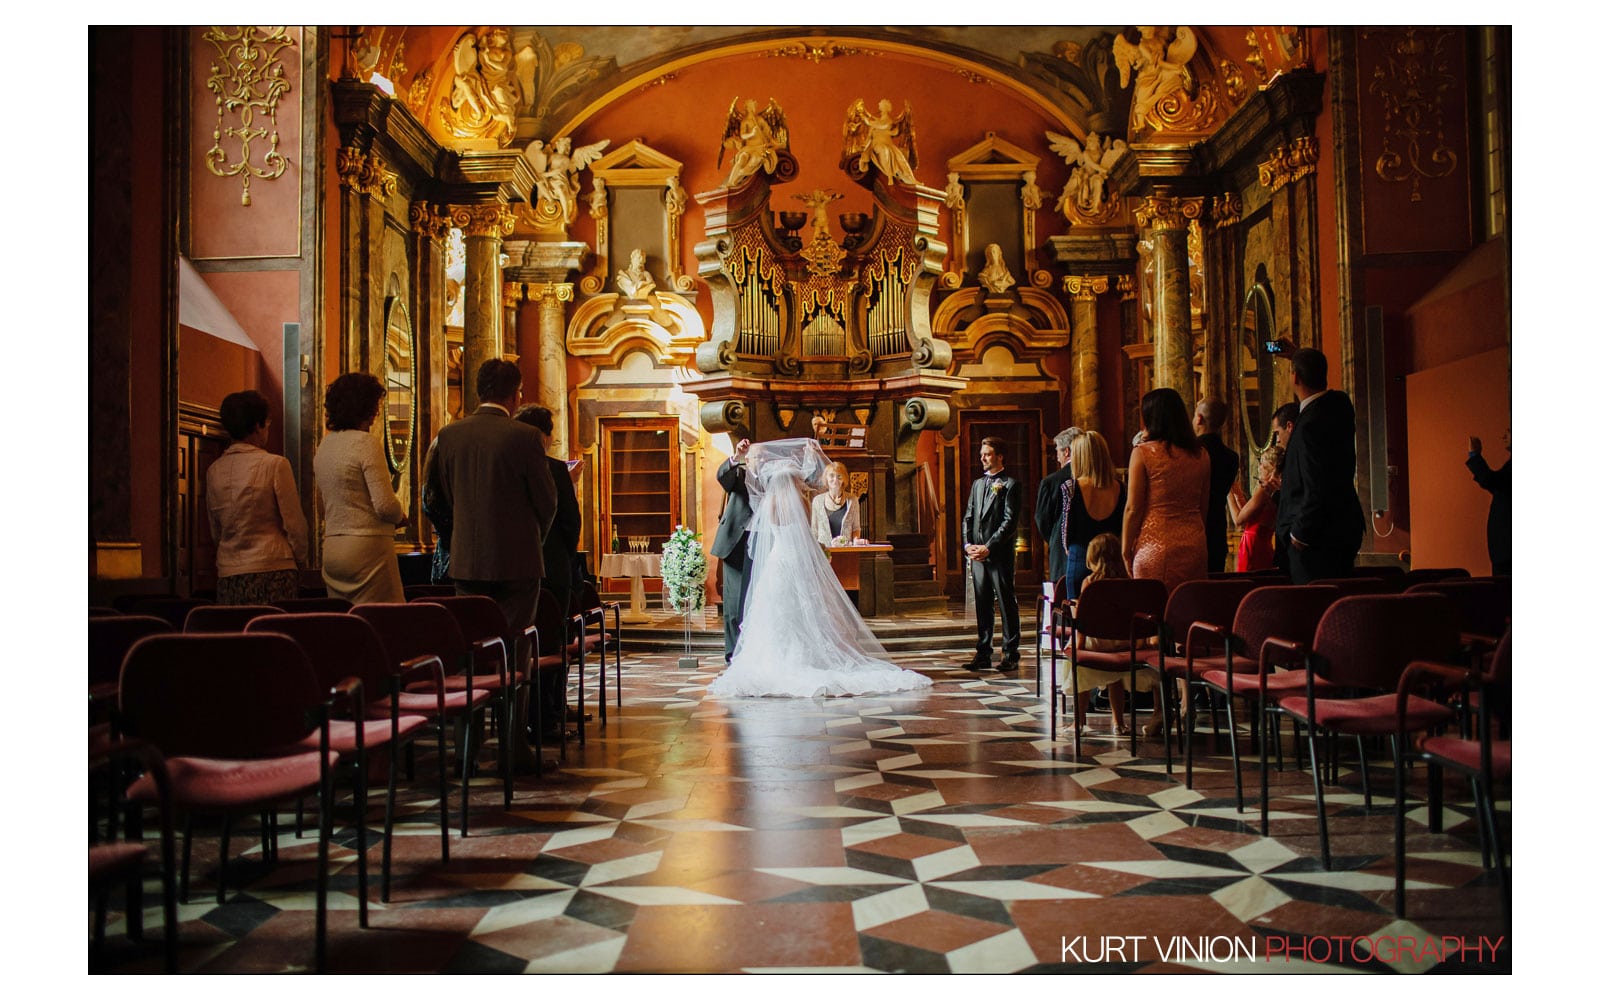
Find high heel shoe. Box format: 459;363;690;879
1141;720;1165;738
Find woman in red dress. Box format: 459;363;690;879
1229;444;1283;572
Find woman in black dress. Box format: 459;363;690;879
1061;431;1127;599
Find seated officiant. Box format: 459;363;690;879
811;461;861;546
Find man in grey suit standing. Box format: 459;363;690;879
710;437;754;662
424;359;557;717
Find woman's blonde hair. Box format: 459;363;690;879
825;461;849;481
1069;430;1115;488
1258;445;1284;478
1084;532;1128;582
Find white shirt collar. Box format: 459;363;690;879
1298;389;1329;412
478;402;511;416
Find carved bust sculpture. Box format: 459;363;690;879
616;248;656;300
977;243;1015;296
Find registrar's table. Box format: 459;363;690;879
599;552;661;623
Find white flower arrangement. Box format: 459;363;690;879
660;525;707;614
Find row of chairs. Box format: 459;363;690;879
1044;572;1510;919
89;585;622;971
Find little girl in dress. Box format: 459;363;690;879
1228;445;1284;572
1066;533;1151;735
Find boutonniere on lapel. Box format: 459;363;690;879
990;479;1005;496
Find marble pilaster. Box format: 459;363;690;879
451;204;515;411
525;282;575;455
1134;195;1206;412
1063;275;1109;431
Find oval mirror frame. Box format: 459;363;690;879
381;295;416;479
1237;282;1276;455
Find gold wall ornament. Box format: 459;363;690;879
1258;136;1319;193
201;26;296;206
450;203;516;238
955;69;987;85
763;40;864;62
799;232;849;278
335;145;366;189
439;27;524;147
408;201;451;242
1211;191;1243;228
1117;274;1136;299
1365;28;1460;203
503;281;526;309
406;68;432;117
1244;29;1268;84
1133;195;1205;232
1218;59;1249;102
1053;40;1083;65
1062;275;1109;300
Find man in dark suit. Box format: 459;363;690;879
514;404;581;739
1276;349;1365;584
710;437;754;662
963;436;1022;671
1034;427;1080;586
424;359;557;760
1193;398;1240;572
1467;429;1510;576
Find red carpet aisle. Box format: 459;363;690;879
96;648;1509;973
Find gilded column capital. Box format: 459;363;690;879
1211;191;1244;229
502;281;526;309
1062;274;1110;300
1117;274;1136;299
336;145;396;197
525;281;575;303
335;146;366;190
1258;136;1319;194
1133;195;1206;232
449;203;516;238
408;201;451;242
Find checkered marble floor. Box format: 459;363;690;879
95;649;1510;973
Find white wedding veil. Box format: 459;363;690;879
713;438;925;696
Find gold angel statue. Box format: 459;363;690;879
718;98;789;188
1046;130;1129;218
1113;26;1198;124
525;135;610;227
842;99;919;186
441;27;524;145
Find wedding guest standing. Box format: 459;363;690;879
1276;348;1365;584
1229;445;1283;572
962;437;1021;672
515;404;581;741
811;461;862;545
1061;430;1126;599
206;389;309;605
1193;397;1240;572
314;372;407;604
1467;429;1511;576
1034;427;1081;585
710;438;754;662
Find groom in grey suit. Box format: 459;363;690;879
710;438;754;662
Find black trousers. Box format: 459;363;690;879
971;557;1020;661
1283;541;1357;585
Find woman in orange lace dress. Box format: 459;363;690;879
1122;387;1211;735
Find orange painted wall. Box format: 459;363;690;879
565;48;1077;287
196;271;301;452
1405;346;1509;575
178;329;261;408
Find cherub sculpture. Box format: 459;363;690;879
615;248;656;300
944;172;965;211
718;98;789;188
525;135;610;227
1113;26;1198;124
794;188;845;242
441;27;523;145
842;99;919;186
588;177;609;220
1046;130;1129;218
663;176;688;216
977;244;1015;296
1020;170;1045;211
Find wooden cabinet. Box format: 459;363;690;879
599;418;680;555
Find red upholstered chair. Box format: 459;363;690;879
403;584;457;600
1270;594;1461;868
117;632;340;972
182;603;280;633
533;589;575;757
1403;567;1470;585
1394;627;1511;920
1349;564;1406;579
90;736;177;973
1189;585;1341;806
1049;577;1166;755
1405;578;1511;650
1317;576;1403;596
414;595;538;794
90;615;173;708
350;602;498;837
1034;578;1067;699
570;581;622;726
89;606;121;618
271;596;353;614
247;613;438;908
1133;578;1258;775
116;596;214;628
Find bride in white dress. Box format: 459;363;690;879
708;438;933;699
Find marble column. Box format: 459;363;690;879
1063;275;1109;431
1133;195;1205;412
525;282;575;455
451;204;514;411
